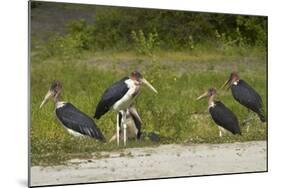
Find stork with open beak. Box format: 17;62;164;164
221;72;266;123
94;71;158;146
40;80;105;141
197;88;241;137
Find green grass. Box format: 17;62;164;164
31;48;267;166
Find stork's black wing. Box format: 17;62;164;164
209;101;241;134
56;103;105;141
94;77;129;119
231;80;265;121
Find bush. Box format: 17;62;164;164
213;26;251;56
44;19;94;60
36;4;267;56
131;29;160;56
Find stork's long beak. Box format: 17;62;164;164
129;106;143;124
141;78;158;94
220;78;231;90
39;90;52;109
196;92;208;100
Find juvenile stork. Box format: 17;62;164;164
109;105;142;143
40;80;105;141
108;105;161;143
197;88;241;137
94;71;158;146
222;72;266;123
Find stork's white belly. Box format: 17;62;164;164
218;126;228;133
66;128;85;137
113;93;138;111
113;79;140;111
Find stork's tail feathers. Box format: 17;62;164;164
91;126;106;142
258;109;266;123
258;112;266;123
96;133;106;142
93;113;101;119
80;126;106;142
236;129;242;135
232;126;242;135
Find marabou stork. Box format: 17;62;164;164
222;72;266;123
109;105;142;143
108;105;161;143
197;88;241;137
40;80;105;141
94;71;158;146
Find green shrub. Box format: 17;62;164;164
131;29;160;56
33;3;267;58
44;19;94;60
214;27;248;55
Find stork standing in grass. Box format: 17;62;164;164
197;88;241;137
94;71;158;146
221;72;266;128
109;105;142;143
108;105;161;143
40;80;105;141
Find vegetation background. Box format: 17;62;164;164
30;1;267;165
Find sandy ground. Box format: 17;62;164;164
30;141;267;187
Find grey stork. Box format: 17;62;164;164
197;88;241;137
94;71;158;146
40;80;105;141
109;105;161;143
221;72;266;124
109;105;142;143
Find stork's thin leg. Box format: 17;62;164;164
117;113;120;146
123;112;127;146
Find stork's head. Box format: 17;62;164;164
130;71;158;94
39;80;62;109
130;71;143;82
196;88;217;100
221;72;240;90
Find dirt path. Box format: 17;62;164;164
30;141;267;187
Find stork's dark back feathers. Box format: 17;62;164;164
231;80;265;122
209;101;241;135
56;103;105;141
94;77;129;119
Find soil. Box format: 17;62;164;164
30;141;267;187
